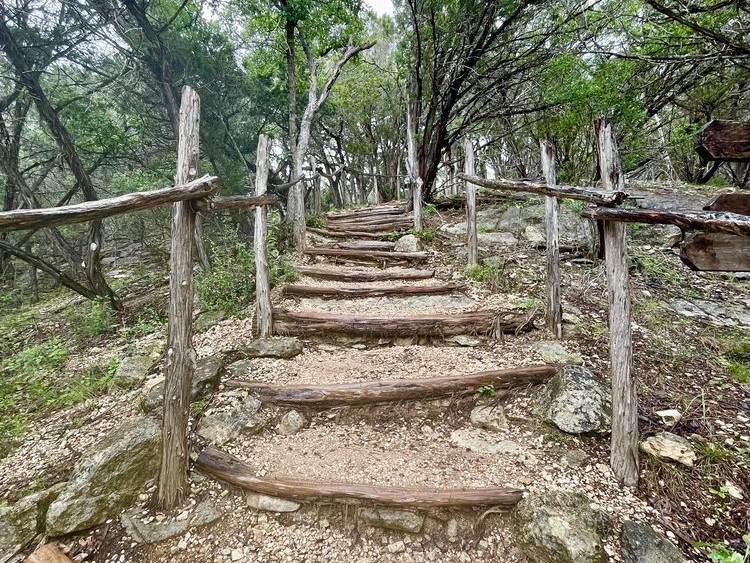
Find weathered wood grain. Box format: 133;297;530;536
283;282;463;299
255;135;273;338
695;120;750;162
581;207;750;237
540;140;562;339
680;232;750;271
297;266;435;282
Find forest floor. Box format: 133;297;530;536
0;183;749;563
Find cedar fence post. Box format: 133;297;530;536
255;135;273;338
464;139;477;267
540;140;562;338
594;118;638;486
157;85;200;509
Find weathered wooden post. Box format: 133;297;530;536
158;86;200;509
464;139;477;267
594;118;638;486
540;140;562;338
406;108;422;230
255;135;273;338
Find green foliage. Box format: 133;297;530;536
411;228;436;243
119;308;166;340
306;214;326;228
465;264;506;291
64;298;116;339
196;229;256;315
476;385;497;399
694;535;750;563
423;203;437;216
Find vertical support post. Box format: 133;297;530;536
255;135;273;338
406;107;422;230
594;118;638;486
373;168;380;205
464;139;477;267
158;85;200;509
395;158;401;201
540;140;562;338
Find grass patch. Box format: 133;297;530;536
306;214;326;229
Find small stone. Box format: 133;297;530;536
111;355;154;389
449;429;521;454
237;337;303;359
532;342;584;365
640;432;696;467
655;409;682;425
277;410;307;435
562;449;589;468
387;541;406;554
394;234;419;252
358;508;424;533
470;405;509;432
447;335;481;347
621;521;685;563
177;539;188;550
446;519;459;541
245;493;301;513
231;548;243;561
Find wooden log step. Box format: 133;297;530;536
327;215;410;227
196;447;525;509
283;282;463;299
273;308;534;337
327;206;406;219
309;227;408;239
332;240;396;251
226;364;556;406
297;266;435;282
304;248;429;263
326;222;413;234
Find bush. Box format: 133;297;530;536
196;229;255;315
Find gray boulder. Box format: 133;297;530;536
237;337;303;359
394;234;420;252
532;341;584;366
143;354;224;412
111;355;153;389
121;500;221;544
0;484;64;557
198;397;265;446
640;432;696;467
358;507;424;533
621;521;685;563
46;417;161;536
536;366;611;434
513;490;611;563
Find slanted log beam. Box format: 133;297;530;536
226;364;556;406
196;447;525;509
458;173;627;207
581;208;750;237
0;176;218;233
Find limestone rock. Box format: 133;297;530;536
640;432;696;467
524;225;546;245
450;428;520;454
143;354;224;412
478;232;518;247
621;521;686;563
358;507;424;533
112;355;153;389
446;335;481;347
237;337;303;359
532;341;584;366
195;311;227;333
277;410;307;435
46;417;161;536
536;366;611;434
394;234;420;252
470;405;509;432
513;490;611;563
0;484;64;557
198;398;265;446
245;493;300;513
121;500;221;544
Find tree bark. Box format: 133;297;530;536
254;135;273;338
464;139;477;267
540;140;562;339
158;86;200;510
283;282;463;299
594;118;638;487
297;266;434;282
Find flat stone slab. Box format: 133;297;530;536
668;298;750;326
121;500;221;544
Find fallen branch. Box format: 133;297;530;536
273;308;534;337
196;447;525;509
226;364;556;406
283;282;463;299
297;266;435;282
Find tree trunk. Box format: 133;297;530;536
254;135;273;338
157;86;200;510
540;140;562;339
464;139;477;267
